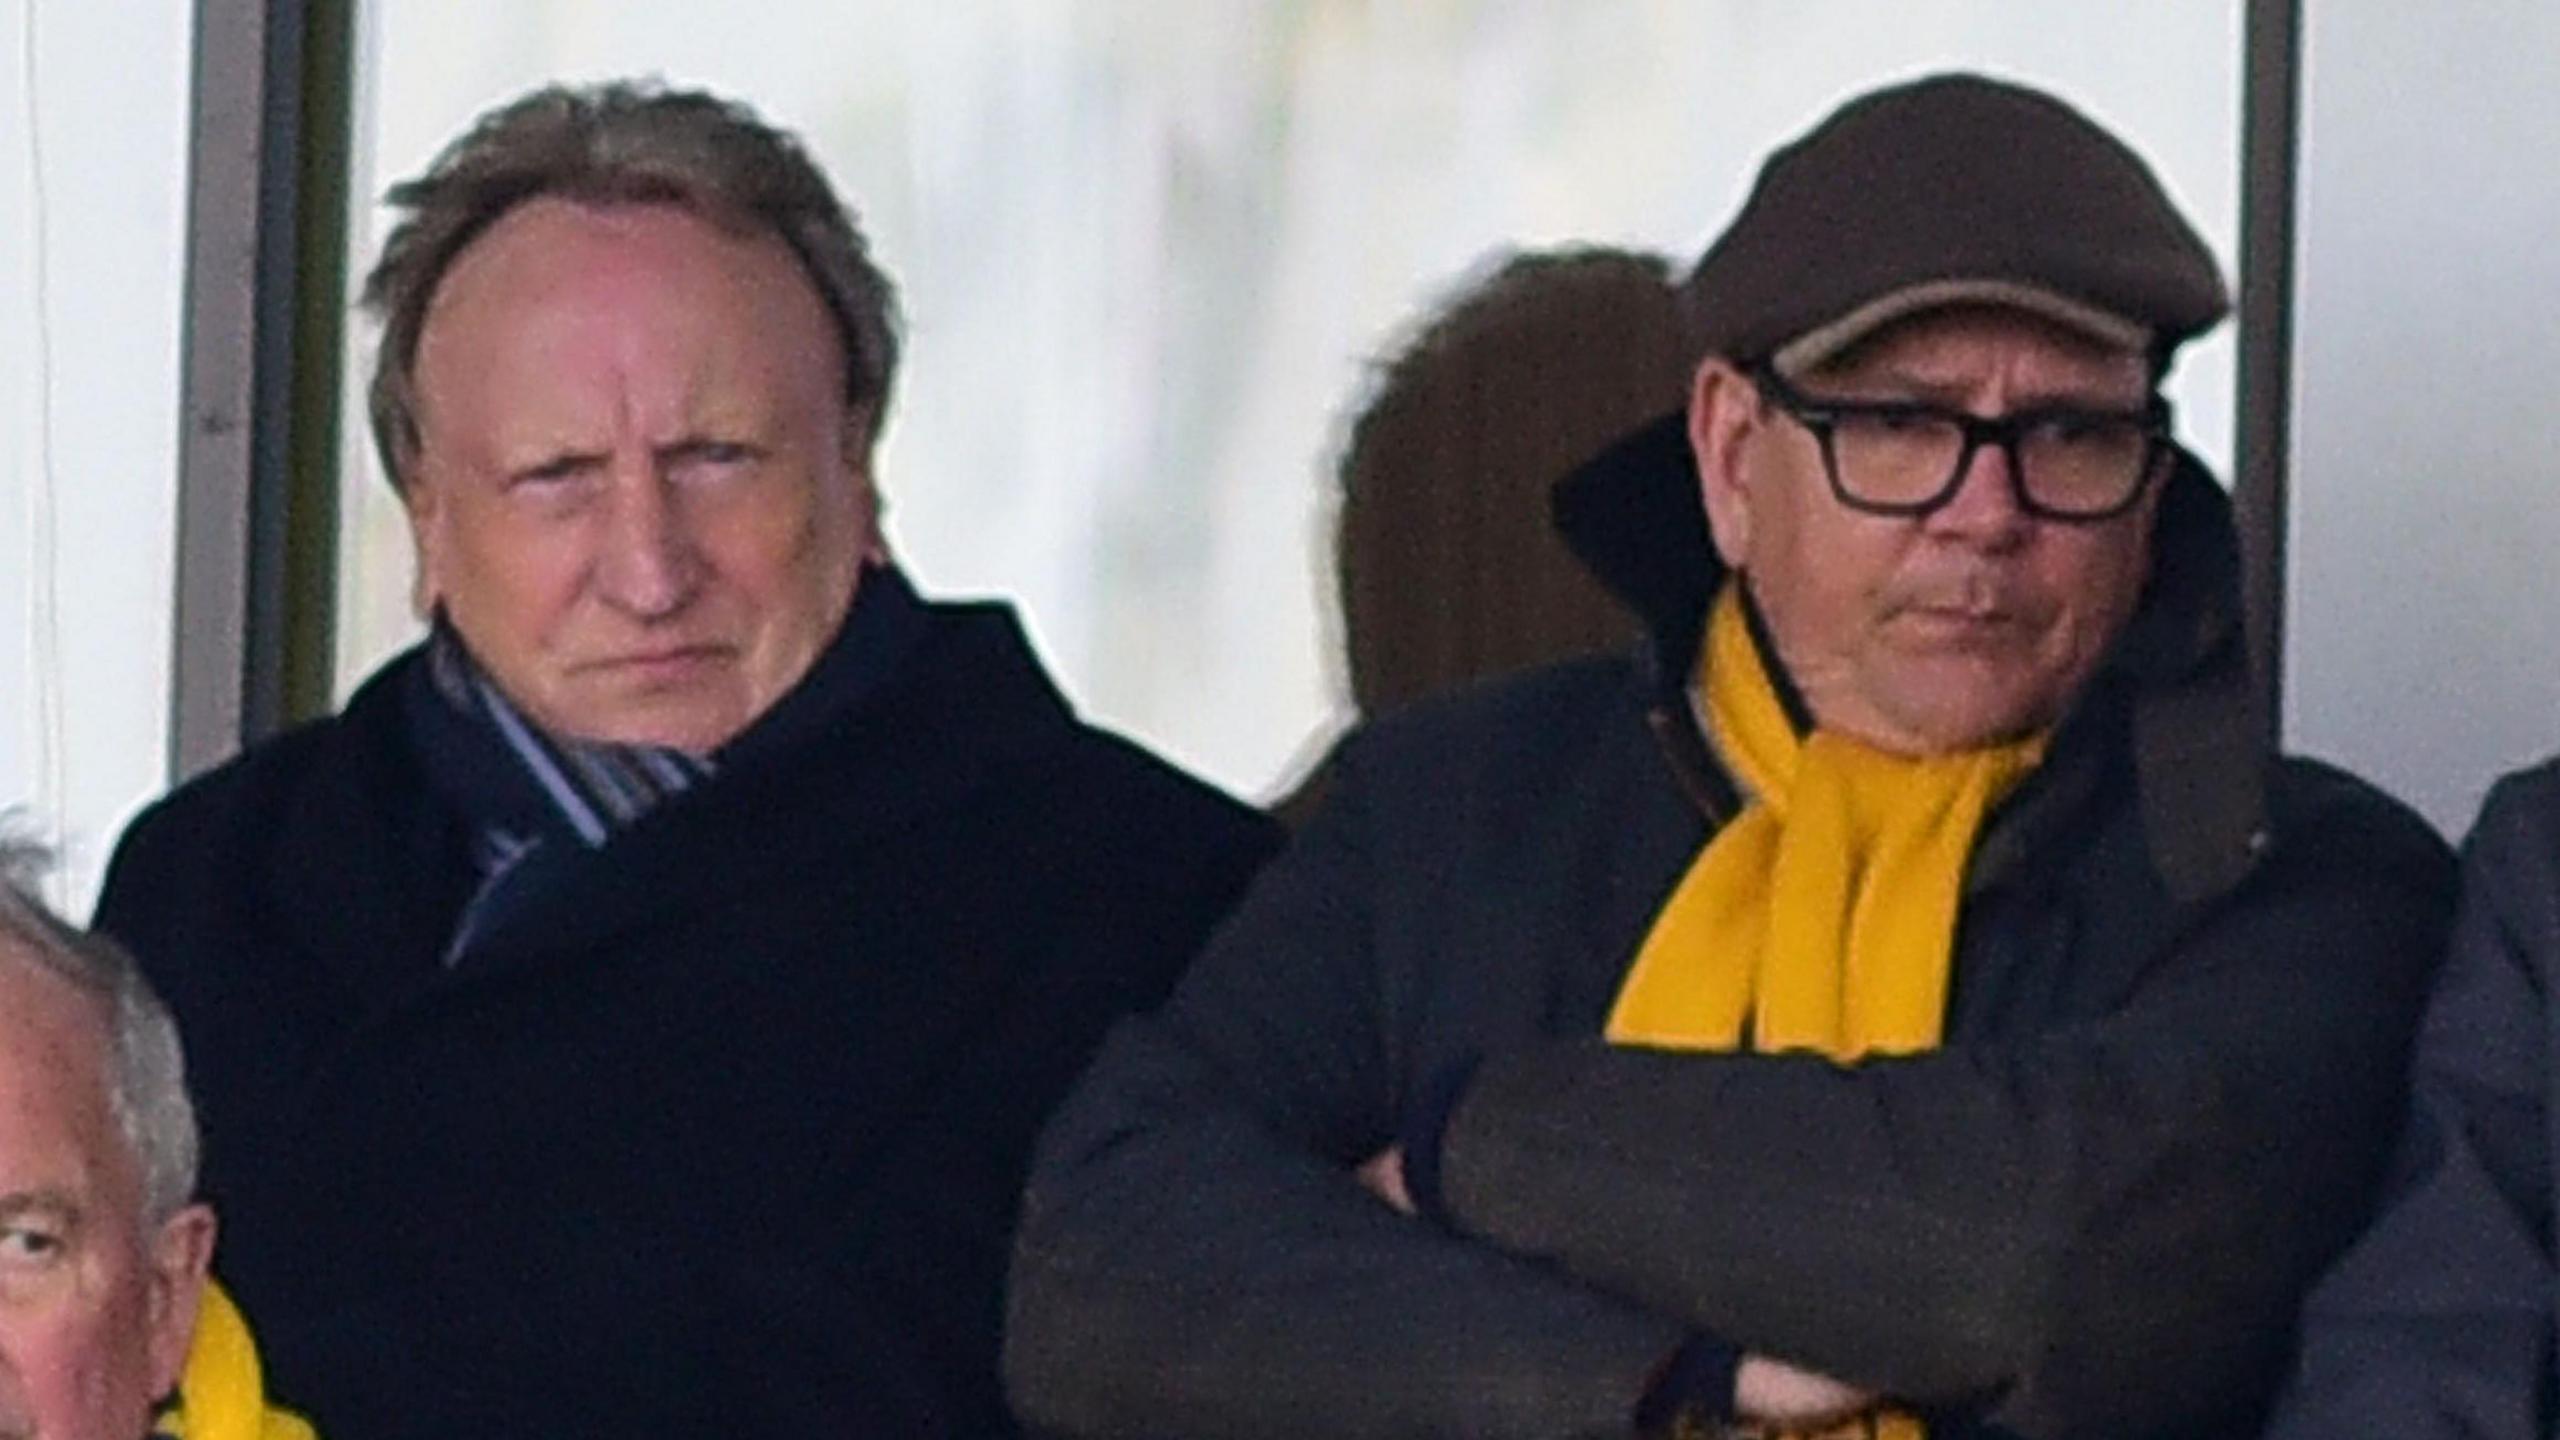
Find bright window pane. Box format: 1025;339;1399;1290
335;0;2239;801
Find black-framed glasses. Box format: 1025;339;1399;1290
1748;363;2173;523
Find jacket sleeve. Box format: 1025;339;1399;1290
2260;767;2557;1440
1422;770;2455;1439
1005;735;1694;1440
96;741;1291;1439
710;772;1289;1437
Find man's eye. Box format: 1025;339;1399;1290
672;442;760;478
513;459;590;487
1840;409;1949;441
2034;414;2142;449
0;1225;65;1264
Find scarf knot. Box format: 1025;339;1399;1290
1610;585;2045;1058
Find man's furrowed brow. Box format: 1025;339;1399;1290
1823;368;2143;412
0;1188;81;1224
506;447;611;482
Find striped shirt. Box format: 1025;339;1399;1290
425;628;714;962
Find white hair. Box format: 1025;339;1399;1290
0;832;200;1224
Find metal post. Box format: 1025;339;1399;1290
170;0;345;779
2235;0;2304;754
169;0;276;779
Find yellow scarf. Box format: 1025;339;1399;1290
153;1282;318;1440
1606;585;2044;1437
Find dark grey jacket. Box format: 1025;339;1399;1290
2263;760;2560;1439
1006;420;2454;1439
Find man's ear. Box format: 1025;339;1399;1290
144;1203;217;1400
400;464;447;619
839;411;890;566
1689;356;1761;571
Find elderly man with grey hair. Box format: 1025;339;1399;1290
0;839;310;1440
91;80;1277;1439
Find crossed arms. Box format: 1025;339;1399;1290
1007;720;2453;1439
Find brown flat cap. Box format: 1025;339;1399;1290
1685;73;2229;374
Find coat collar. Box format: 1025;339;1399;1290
1549;409;2267;907
262;596;1087;1014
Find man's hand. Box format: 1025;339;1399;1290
1733;1354;1873;1428
1356;1146;1415;1215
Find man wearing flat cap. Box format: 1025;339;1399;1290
90;80;1278;1438
1006;73;2450;1439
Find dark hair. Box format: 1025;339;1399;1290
1332;246;1692;715
361;79;903;488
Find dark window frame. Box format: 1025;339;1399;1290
170;0;350;780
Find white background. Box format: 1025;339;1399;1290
19;1;2540;910
0;0;191;911
2284;4;2560;836
330;0;2243;810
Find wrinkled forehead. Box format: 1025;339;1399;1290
1797;302;2152;400
0;951;125;1194
431;196;791;304
413;199;847;406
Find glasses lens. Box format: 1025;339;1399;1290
1827;412;1967;508
2017;415;2153;515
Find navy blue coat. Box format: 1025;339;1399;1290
96;598;1279;1439
2267;759;2560;1438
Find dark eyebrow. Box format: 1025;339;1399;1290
1853;374;1976;407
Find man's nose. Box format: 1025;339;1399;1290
596;466;702;618
1922;435;2033;548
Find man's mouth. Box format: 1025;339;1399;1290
1892;601;2034;649
582;645;733;682
1906;603;2014;625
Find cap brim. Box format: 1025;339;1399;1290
1772;278;2152;377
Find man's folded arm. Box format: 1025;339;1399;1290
1417;775;2455;1437
1005;738;1703;1440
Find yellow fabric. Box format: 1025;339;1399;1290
1605;585;2045;1439
153;1281;319;1440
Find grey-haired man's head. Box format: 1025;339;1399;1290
360;81;902;756
0;840;215;1440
